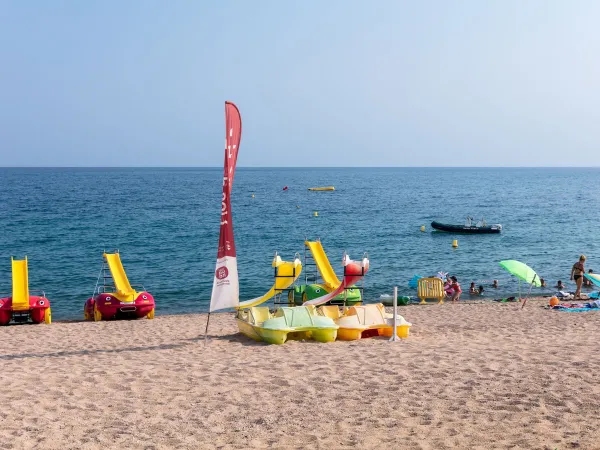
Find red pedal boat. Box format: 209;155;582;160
0;257;51;325
84;251;155;321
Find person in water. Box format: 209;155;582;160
450;276;462;302
478;285;485;295
469;282;478;295
571;255;586;299
540;278;546;287
583;269;593;287
555;280;565;290
492;280;499;288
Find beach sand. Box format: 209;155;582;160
2;300;600;449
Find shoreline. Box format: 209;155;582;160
41;294;591;324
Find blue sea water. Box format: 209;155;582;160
1;167;599;320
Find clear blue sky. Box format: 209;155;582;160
1;0;599;166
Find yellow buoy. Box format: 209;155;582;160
313;211;319;217
452;239;458;248
420;225;425;232
251;193;255;198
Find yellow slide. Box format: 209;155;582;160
305;241;340;290
11;257;30;311
104;252;138;302
237;256;302;309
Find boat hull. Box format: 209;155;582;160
329;304;412;341
0;296;51;325
431;221;501;234
236;319;337;344
84;292;155;321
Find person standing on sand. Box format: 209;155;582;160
571;255;586;299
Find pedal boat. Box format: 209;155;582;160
84;252;155;321
318;303;411;340
289;284;362;306
236;306;338;345
85;291;155;321
0;257;51;326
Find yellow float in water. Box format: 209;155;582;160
308;186;335;191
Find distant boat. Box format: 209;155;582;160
308;186;335;191
431;217;502;234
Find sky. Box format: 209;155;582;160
1;0;599;167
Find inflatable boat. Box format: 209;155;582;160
431;217;502;234
308;186;335;191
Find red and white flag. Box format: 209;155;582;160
210;101;242;311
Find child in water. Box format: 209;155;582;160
444;276;454;296
450;276;462;302
478;285;485;295
492;280;499;288
469;282;479;295
555;280;565;290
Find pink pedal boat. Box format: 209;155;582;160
84;252;155;321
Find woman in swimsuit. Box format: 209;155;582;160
570;255;586;299
450;276;462;302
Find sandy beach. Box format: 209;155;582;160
1;300;600;449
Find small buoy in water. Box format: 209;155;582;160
296;205;300;209
313;211;319;217
420;225;425;232
283;186;288;191
251;193;255;198
452;239;458;248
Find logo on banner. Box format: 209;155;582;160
216;266;229;280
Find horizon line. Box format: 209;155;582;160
0;165;600;170
1;165;600;169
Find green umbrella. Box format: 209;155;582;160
499;260;541;287
499;260;541;308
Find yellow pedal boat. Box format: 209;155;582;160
318;303;411;340
236;305;338;345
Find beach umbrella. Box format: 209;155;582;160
498;260;541;308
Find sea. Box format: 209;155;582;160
1;167;599;321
